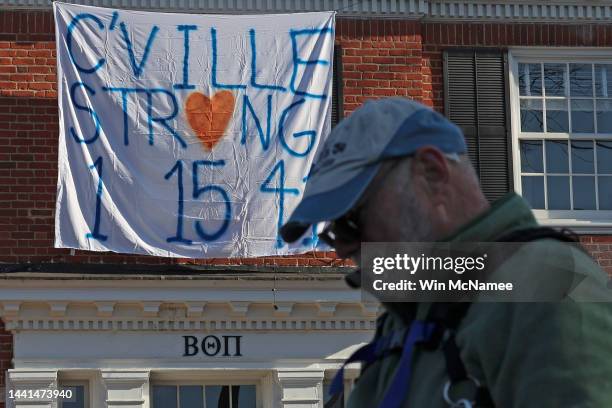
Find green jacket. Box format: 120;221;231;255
347;193;612;408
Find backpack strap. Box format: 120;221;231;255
328;320;435;401
427;302;494;407
377;320;438;408
496;226;580;245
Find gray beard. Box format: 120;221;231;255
397;192;434;242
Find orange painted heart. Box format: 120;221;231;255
184;91;235;150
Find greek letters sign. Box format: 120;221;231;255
53;2;334;257
183;335;242;357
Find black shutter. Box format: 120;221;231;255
332;44;343;127
444;49;512;202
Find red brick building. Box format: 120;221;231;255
1;1;612;407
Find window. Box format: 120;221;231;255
152;384;256;408
510;50;612;228
60;383;88;408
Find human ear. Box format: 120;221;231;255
410;146;451;199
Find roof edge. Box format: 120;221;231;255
3;1;612;22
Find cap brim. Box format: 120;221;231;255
280;163;381;243
279;221;312;244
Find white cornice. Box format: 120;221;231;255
185;301;206;317
0;297;380;332
7;370;58;384
0;275;380;332
0;276;362;303
2;1;612;22
3;316;377;332
95;301;116;317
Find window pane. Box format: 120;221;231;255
519;63;542;96
547;176;571;209
520;140;543;173
597;141;612;174
234;385;256;408
573;176;596;210
546;140;569;173
205;386;230;408
546;99;568;132
596;100;612;133
595;64;612;97
520;99;543;132
571;99;594;133
569;63;593;97
62;386;85;408
153;386;177;408
599;176;612;210
544;63;566;96
180;386;203;408
571;140;594;174
521;176;545;209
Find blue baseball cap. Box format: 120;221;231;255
280;97;467;243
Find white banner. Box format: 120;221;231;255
54;2;334;257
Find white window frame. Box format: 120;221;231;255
151;381;261;408
509;48;612;233
58;381;89;408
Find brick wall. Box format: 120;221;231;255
1;10;612;272
335;20;423;113
581;236;612;275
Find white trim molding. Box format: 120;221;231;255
2;316;377;332
0;274;380;332
6;370;58;408
101;371;150;408
276;370;324;408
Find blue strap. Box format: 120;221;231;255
329;341;377;396
329;326;405;396
378;320;437;408
328;320;437;405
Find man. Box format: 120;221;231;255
280;97;612;407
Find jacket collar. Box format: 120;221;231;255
443;193;538;243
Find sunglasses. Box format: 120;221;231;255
317;158;405;248
317;153;461;248
317;208;362;248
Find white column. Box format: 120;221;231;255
260;372;280;408
100;370;150;408
275;370;324;408
6;370;58;408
